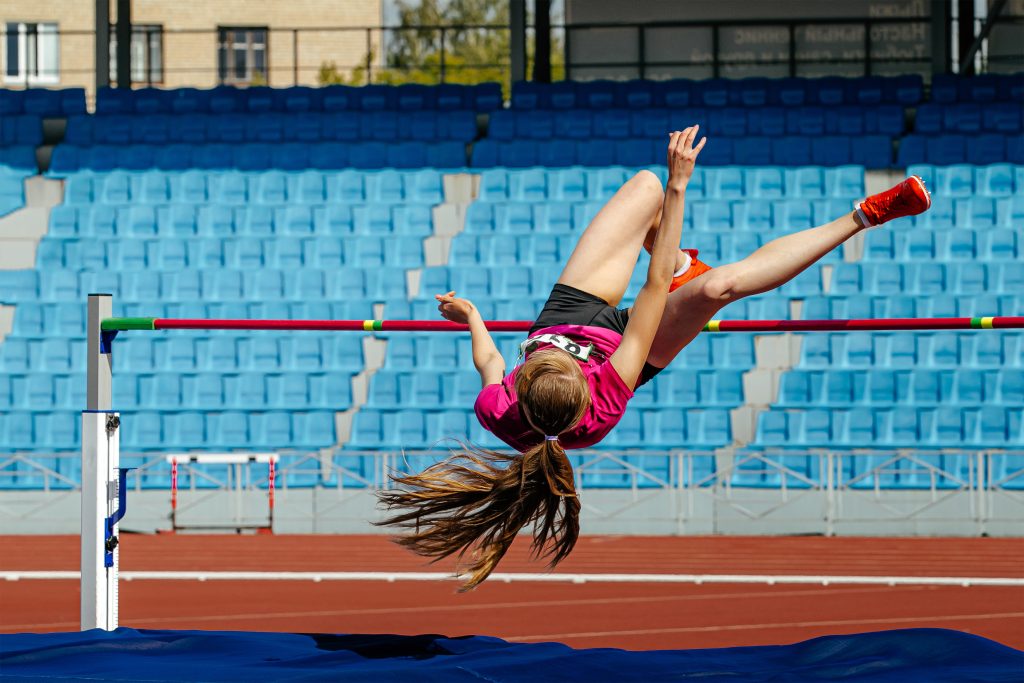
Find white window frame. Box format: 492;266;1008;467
4;22;60;85
110;24;164;85
218;26;268;85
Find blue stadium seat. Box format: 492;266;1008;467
971;134;1011;165
983;103;1023;133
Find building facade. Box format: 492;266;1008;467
2;0;382;99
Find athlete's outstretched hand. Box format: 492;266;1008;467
436;291;475;324
666;125;706;190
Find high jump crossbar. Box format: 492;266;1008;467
100;316;1024;334
80;294;1024;632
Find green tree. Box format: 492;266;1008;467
318;0;563;95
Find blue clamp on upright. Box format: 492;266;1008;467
100;330;118;354
104;467;133;568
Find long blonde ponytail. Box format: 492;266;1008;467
377;348;590;590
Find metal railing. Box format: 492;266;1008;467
3;447;1020;513
1;15;1019;92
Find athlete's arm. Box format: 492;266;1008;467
611;127;706;388
436;291;505;387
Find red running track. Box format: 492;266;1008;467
2;535;1022;651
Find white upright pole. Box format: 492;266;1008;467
82;293;119;631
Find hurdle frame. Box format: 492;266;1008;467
166;453;278;534
80;292;1024;631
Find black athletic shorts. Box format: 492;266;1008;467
530;283;663;387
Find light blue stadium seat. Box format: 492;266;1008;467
325;170;366;202
547;168;588;201
774;198;814;229
48;204;81;236
995;262;1024;295
119;411;165;451
40;270;80;301
403;169;444;203
222;239;263;269
639;409;685;449
951;369;987;405
82;205;117;236
205;410;249;448
181;372;226;408
249;412;293;448
691;200;731;230
237;205;276;235
905;369;946;405
368;370;407;408
785;167;824;197
133;373;181;410
507;168;548;201
284;170;323;204
392;204;432;235
122;206;158;236
62;173;101;205
393;409;430;447
601;410;643;448
977;234;1019;271
28;411;79;450
288;336;324;371
704;167;743;199
349;410;385;448
997;372;1024;413
974;163;1015;197
954;196;997;228
274;206;313;235
688;409;731;446
250;171;287;204
757;411;794;444
932;164;974;197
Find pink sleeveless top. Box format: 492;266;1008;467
473;324;634;452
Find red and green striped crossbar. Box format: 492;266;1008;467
100;317;1024;333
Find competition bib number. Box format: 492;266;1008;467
519;333;594;362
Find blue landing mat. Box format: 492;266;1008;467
1;627;1021;682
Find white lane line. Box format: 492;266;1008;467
3;586;929;632
2;571;1023;586
507;611;1024;642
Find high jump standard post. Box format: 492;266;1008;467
82;292;123;631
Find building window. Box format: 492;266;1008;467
4;22;59;85
218;27;268;85
110;25;164;85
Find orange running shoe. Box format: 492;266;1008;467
856;175;932;228
669;249;712;292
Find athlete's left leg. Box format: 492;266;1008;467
643;175;931;369
643;211;865;367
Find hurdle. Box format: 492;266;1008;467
166;453;278;534
80;292;1024;630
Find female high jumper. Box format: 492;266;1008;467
379;126;932;589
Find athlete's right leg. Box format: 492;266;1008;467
554;169;666;307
